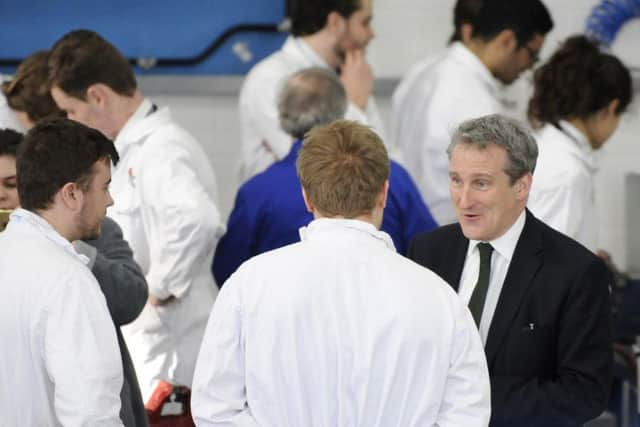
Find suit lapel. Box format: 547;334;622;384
485;211;544;367
444;226;468;292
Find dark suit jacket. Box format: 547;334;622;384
407;210;612;427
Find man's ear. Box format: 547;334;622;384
515;173;532;200
604;99;620;118
377;180;389;209
58;182;84;211
301;187;314;213
494;29;518;54
85;83;110;110
326;10;347;37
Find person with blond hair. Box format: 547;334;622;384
193;120;490;427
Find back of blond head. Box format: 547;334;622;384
297;120;389;218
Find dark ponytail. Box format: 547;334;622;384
528;34;632;129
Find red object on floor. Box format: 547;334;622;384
145;380;194;427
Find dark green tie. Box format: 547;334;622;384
468;243;493;327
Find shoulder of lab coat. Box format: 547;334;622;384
528;124;593;243
45;257;124;426
135;122;224;299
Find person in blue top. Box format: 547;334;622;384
212;67;436;286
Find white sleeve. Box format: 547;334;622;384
528;171;590;241
44;273;124;427
436;298;491;427
191;274;259;426
140;143;224;299
345;98;387;139
238;69;294;181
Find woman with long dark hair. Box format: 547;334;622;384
527;34;632;251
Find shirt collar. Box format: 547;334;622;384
300;218;396;251
556;120;600;173
9;208;89;264
283;36;331;69
284;139;303;162
467;209;526;262
449;41;500;97
113;98;153;152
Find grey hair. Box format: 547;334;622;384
447;114;538;183
278;67;348;139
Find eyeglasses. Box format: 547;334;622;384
522;44;540;65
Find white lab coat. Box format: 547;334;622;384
391;42;503;225
108;99;225;401
528;121;599;251
238;36;387;182
192;218;491;427
0;209;123;426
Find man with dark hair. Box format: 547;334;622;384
238;0;384;182
408;114;612;426
213;67;436;285
48;29;225;417
392;0;553;226
193;119;490;426
1;57;149;425
0;118;124;426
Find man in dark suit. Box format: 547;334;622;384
407;114;612;426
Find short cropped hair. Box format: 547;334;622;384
447;114;538;184
48;29;137;100
2;51;64;123
297;120;389;217
17;118;119;210
528;35;632;128
472;0;553;46
288;0;361;36
449;0;483;43
0;129;23;158
278;67;347;139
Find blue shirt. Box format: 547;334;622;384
212;140;437;286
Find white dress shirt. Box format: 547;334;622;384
458;210;526;344
391;42;503;225
192;218;490;427
108;99;225;401
528;121;599;251
238;36;387;182
0;209;123;426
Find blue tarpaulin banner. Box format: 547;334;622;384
0;0;287;75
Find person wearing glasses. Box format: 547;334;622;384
527;35;633;252
391;0;553;227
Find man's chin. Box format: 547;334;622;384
81;227;101;242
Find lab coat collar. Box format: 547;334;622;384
449;42;500;97
9;208;89;264
282;36;331;69
556;121;600;174
300;218;396;251
114;98;171;156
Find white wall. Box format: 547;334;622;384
144;0;640;270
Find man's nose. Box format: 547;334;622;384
457;185;473;208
